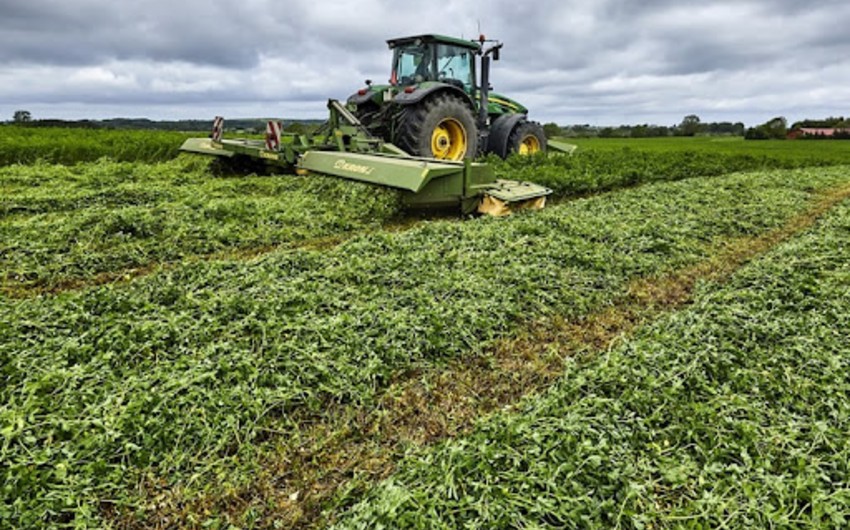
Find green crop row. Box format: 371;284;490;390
334;199;850;529
1;156;402;291
4;131;849;293
4;142;847;292
2;167;848;527
0;126;196;166
570;136;850;160
495;141;850;197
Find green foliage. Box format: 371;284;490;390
335;200;850;529
494;138;850;197
1;156;402;290
3;129;850;527
495;149;759;196
0;126;193;165
792;116;850;129
744;125;771;140
746;116;788;140
1;166;848;527
561;121;744;138
542;122;562;139
12;110;32;123
566;136;850;158
678;114;702;136
8;135;850;290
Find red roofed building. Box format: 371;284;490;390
787;127;850;139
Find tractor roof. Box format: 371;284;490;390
387;34;481;51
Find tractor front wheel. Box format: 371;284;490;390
507;120;547;156
395;94;478;161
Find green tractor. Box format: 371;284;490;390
180;34;568;215
347;34;547;161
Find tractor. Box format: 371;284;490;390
347;34;547;161
180;34;569;215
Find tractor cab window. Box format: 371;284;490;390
394;44;435;85
435;44;473;90
393;42;474;89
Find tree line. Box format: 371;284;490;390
6;110;321;133
11;109;849;140
745;116;850;140
543;115;745;139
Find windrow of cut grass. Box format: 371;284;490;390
333;199;850;529
2;166;849;528
6;140;850;293
0;126;194;166
1;156;402;292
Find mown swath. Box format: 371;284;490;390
2;165;849;528
332;198;850;529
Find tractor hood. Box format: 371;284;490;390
483;92;528;115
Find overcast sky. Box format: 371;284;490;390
2;0;849;126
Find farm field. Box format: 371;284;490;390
4;129;850;295
569;135;850;159
496;137;850;196
334;198;850;529
1;156;401;293
1;129;850;529
0;126;195;166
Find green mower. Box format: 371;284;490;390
181;34;572;215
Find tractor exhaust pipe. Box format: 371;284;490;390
478;41;503;143
479;54;491;129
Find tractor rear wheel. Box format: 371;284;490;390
395;94;478;161
507;120;547;155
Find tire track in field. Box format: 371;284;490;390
126;182;850;529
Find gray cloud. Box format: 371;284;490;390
1;0;849;124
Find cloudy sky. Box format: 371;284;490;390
2;0;849;126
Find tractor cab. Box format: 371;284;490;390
346;33;547;162
182;33;562;216
388;35;480;92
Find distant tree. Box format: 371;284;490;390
630;124;648;138
679;114;702;136
763;116;787;139
598;127;615;138
649;125;672;137
285;122;306;135
744;127;770;140
13;110;32;123
745;116;787;140
568;124;594;137
542;122;562;139
792;116;846;129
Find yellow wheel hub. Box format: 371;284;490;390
430;118;467;160
518;134;542;155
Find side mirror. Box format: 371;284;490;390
493;48;500;61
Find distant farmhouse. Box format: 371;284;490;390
787;127;850;139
